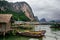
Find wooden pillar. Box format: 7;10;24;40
3;32;5;36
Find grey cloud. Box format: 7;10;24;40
30;0;60;21
6;0;60;21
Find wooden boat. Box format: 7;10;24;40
16;30;46;38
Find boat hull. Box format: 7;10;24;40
16;30;46;38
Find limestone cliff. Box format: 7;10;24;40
0;1;35;21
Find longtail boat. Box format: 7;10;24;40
16;30;46;38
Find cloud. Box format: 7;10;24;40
6;0;60;21
31;0;60;21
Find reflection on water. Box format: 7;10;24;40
29;38;39;40
34;25;60;40
2;25;60;40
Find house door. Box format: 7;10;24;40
0;23;6;32
2;24;6;32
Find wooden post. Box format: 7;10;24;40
3;32;5;36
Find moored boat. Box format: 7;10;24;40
16;30;46;38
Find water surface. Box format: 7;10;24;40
1;25;60;40
34;25;60;40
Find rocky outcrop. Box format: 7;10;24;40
40;18;46;22
0;1;35;21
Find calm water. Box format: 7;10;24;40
34;25;60;40
1;25;60;40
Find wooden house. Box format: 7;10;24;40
0;14;12;35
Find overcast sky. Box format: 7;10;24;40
6;0;60;21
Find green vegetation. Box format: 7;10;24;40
2;35;42;40
0;1;31;21
51;24;60;28
11;25;34;32
50;24;60;31
0;9;30;21
51;28;60;31
18;26;32;30
0;1;8;6
1;35;30;40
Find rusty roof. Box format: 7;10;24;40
0;14;12;23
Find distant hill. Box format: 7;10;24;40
49;20;60;23
39;18;46;22
0;1;35;21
